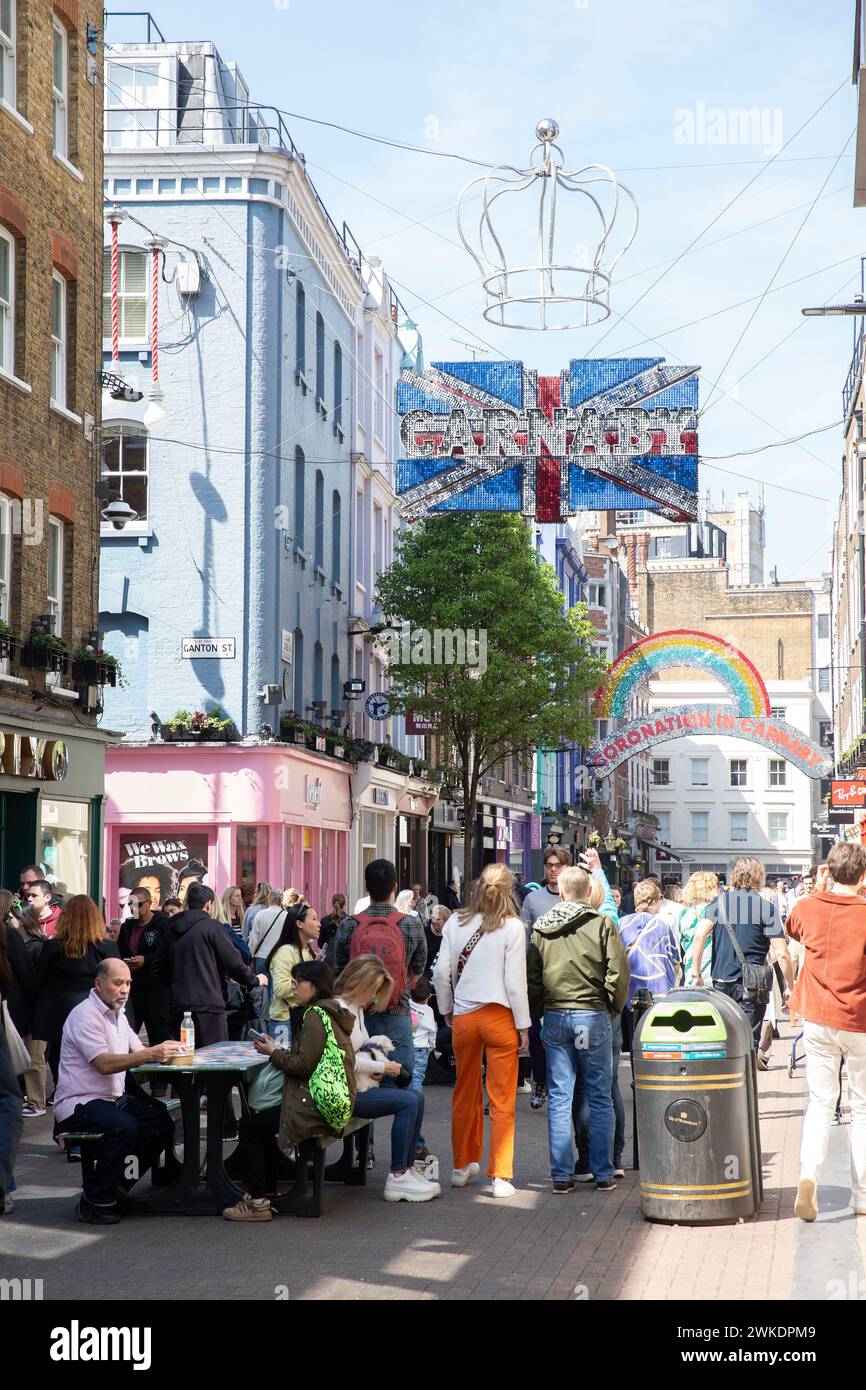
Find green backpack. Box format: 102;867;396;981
306;1005;352;1131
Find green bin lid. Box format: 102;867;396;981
641;1001;727;1044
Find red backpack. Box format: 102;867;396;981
349;910;407;1013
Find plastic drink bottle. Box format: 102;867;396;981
180;1012;195;1052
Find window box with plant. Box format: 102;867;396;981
0;620;20;662
21;632;70;674
376;742;396;768
72;647;121;687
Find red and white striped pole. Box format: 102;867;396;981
105;206;127;370
145;238;166;393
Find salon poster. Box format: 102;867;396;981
118;834;209;911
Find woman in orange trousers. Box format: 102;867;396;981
432;864;531;1198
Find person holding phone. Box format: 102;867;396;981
223;959;355;1222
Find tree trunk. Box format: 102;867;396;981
460;756;480;903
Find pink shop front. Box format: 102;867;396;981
103;742;351;918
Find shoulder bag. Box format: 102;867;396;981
716;896;773;1006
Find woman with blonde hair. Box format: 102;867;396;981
334;956;440;1203
32;896;120;1083
433;864;530;1198
679;871;720;987
222;886;245;932
282;889;302;910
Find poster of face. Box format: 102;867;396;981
118;834;209;913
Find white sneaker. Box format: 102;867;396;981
518;1080;532;1094
22;1103;46;1118
491;1178;515;1198
451;1162;480;1188
384;1170;440;1203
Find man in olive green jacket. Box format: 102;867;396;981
527;868;629;1192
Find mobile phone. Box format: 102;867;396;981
248;1029;267;1042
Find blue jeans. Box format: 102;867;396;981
411;1046;430;1149
611;1013;625;1164
0;1033;22;1200
352;1086;424;1173
544;1009;614;1183
363;1010;414;1079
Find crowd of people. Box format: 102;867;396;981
1;842;865;1228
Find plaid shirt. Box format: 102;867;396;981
330;904;426;1016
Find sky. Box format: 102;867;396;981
105;0;865;579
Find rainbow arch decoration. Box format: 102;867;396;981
595;630;771;720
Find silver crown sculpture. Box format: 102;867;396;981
456;118;638;331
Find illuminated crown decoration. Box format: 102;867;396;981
457;119;638;330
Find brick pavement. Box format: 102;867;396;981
1;1021;860;1301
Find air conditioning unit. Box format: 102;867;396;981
176;260;202;296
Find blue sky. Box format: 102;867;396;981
106;0;864;578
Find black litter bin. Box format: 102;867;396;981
633;988;762;1223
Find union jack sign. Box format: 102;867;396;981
396;356;699;524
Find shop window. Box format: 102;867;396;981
236;826;268;901
40;799;89;896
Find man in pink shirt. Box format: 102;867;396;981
53;958;182;1224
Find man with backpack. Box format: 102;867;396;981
330;859;426;1077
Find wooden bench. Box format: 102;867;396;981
270;1118;370;1218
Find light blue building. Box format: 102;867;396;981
98;34;435;912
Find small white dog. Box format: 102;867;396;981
355;1035;395;1092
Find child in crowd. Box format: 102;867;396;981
411;977;438;1167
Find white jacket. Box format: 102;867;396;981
335;996;386;1078
432;912;531;1030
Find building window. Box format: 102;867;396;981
331;490;341;587
769;759;787;788
295;281;305;381
690;758;709;786
294;447;305;550
655;811;670;842
729;759;747;788
330;654;341;718
730;812;748;844
690;811;709;846
818;613;830;640
313;640;323;713
817;666;830;693
373;502;383;583
47;516;64;636
314;469;324;568
102;250;147;341
105;61;161;147
652;759;670;786
374;347;384;441
100;425;148;531
770;706;786;720
52;19;68;159
50;271;66;407
587;583;606;607
596;718;609;741
768;812;788;844
0;225;12;373
819;720;832;748
315;311;325;407
0;0;15;109
0;492;11;623
333;341;343;431
292;628;304;714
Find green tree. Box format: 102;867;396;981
373;513;608;888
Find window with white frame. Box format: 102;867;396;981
768;758;787;788
374;347;384;441
730;811;748;844
47;516;64;636
52;19;68;158
0;0;15;109
587;583;607;607
0;226;12;373
690;811;709;846
655;810;670;842
100;425;148;530
729;758;747;787
102;250;147;342
690;757;709;786
652;758;670;786
818;666;831;693
0;492;11;624
818;613;830;640
50;271;66;407
105;61;162;148
768;812;788;844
